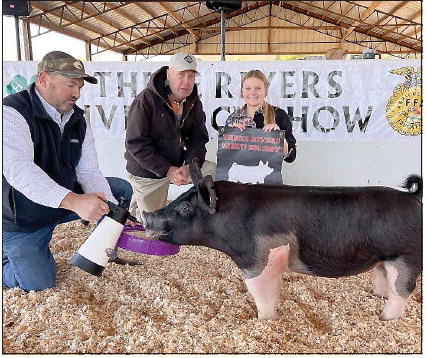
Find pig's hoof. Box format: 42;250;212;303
379;311;401;321
258;312;279;320
373;290;389;299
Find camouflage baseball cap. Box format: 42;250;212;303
37;51;97;84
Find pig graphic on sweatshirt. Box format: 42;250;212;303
228;160;274;184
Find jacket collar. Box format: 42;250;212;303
27;83;52;120
149;66;199;104
27;82;83;121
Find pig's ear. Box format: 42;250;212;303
197;175;216;214
189;158;203;185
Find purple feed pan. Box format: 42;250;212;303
117;225;180;256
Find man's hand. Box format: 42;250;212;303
60;192;110;223
167;166;188;186
125;219;138;227
180;164;191;184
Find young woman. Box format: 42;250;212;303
225;70;296;164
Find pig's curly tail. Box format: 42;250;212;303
403;174;422;199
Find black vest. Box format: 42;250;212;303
3;83;87;232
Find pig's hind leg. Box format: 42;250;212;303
373;262;389;298
244;245;289;320
379;257;420;321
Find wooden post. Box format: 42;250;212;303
22;21;33;60
85;42;92;61
14;16;22;61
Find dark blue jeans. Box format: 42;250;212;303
2;177;132;291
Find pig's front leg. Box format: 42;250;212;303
244;245;290;320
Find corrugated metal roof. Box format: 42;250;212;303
21;1;422;59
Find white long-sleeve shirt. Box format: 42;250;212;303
3;88;116;208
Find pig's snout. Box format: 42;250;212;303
141;211;170;240
140;210;150;229
141;211;160;232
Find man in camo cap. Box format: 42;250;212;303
37;52;97;83
3;51;135;292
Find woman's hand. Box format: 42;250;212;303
263;123;280;132
229;122;246;131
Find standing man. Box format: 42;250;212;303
3;51;133;291
125;53;214;216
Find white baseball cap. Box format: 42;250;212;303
169;53;199;74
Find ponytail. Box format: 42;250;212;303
263;101;276;125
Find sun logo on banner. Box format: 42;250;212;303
386;66;421;136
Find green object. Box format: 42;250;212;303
29;74;37;85
6;75;28;95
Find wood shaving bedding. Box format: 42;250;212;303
2;221;422;354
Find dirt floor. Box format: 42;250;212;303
2;221;422;354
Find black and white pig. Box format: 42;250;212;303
141;160;422;321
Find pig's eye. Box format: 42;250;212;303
177;201;193;216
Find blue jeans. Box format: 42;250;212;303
2;177;132;291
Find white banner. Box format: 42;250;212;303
3;60;421;142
